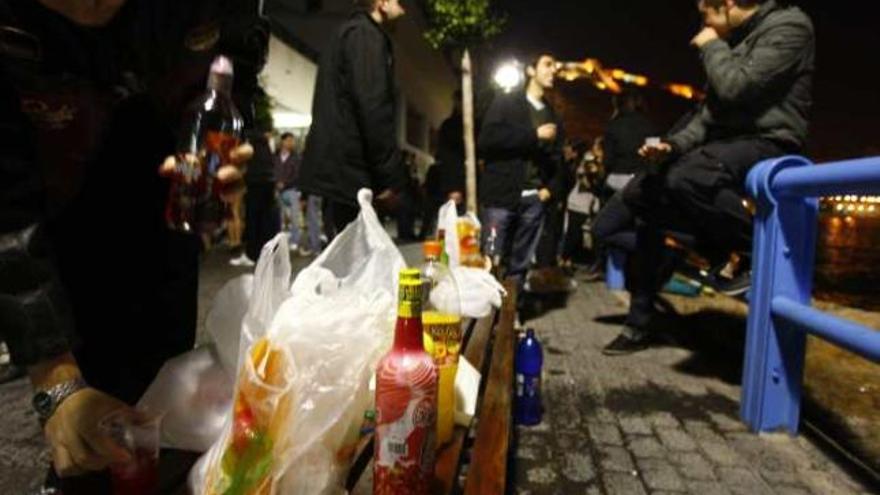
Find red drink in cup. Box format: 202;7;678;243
101;411;161;495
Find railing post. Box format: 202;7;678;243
741;156;819;434
606;248;626;291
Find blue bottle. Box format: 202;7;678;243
514;328;543;425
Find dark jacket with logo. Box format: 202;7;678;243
478;91;564;209
667;0;814;155
0;0;266;399
299;12;405;206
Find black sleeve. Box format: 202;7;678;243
545;119;567;200
602;123;618;176
342;25;405;193
0;73;77;367
478;95;539;160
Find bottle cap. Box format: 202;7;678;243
210;55;234;76
423;240;442;258
399;268;421;282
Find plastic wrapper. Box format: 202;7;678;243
191;190;405;495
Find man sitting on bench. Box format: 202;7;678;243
603;0;815;355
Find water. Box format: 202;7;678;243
814;215;880;311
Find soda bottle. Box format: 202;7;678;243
374;269;438;495
420;240;462;446
165;55;244;235
514;328;543;426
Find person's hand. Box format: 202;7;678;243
538;188;552;203
44;388;137;477
537;123;558;142
638;141;673;164
448;191;463;205
691;27;719;48
375;188;400;214
158;143;254;189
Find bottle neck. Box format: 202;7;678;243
393;316;425;352
207;73;233;95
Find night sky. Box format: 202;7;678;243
482;0;880;161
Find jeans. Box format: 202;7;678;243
304;194;322;252
280;188;303;246
481;195;546;286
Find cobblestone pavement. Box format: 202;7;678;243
512;281;878;495
1;244;878;494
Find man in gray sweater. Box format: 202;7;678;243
605;0;814;355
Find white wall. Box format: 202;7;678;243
261;35;318;129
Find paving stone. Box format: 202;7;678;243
619;416;653;436
588;422;624;446
683;421;728;444
657;428;699;452
709;412;748;433
717;467;773;495
526;466;559;485
668;451;718;481
772;486;813;495
636;458;687;492
647;411;681;429
598;445;636;473
699;441;747;467
602;471;648;495
561;452;597;483
628;436;667;459
686;480;732;495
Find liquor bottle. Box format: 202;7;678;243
456;213;483;267
420;240;462;446
514;328;544;426
165;55;244;235
374;269;438;495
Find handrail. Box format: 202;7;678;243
740;155;880;435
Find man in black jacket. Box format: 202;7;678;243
604;0;814;355
299;0;406;238
478;54;564;294
0;0;266;490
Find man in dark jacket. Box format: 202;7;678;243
0;0;266;489
478;53;564;293
602;90;656;193
299;0;406;238
604;0;814;355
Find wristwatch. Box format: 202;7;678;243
32;377;88;425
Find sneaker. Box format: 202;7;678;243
288;243;299;253
229;254;256;267
602;329;652;356
298;247;314;257
712;270;751;297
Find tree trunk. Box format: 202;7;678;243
462;49;478;214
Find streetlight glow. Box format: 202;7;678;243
494;61;524;93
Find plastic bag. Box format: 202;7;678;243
205;275;254;373
191;190;405;495
450;266;506;318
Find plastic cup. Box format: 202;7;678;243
100;411;161;495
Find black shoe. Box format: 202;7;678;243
602;331;651;356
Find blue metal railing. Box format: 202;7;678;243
741;155;880;434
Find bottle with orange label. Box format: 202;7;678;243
374;269;438;495
456;214;483;267
420;241;463;446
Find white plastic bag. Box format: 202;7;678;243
190;190;405;495
450;266;506;318
205;275;254;373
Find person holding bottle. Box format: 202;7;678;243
0;0;268;492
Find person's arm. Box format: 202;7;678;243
665;104;711;156
542;120;567;201
343;25;405;194
699;20;813;104
478;96;539;160
602;126;618;176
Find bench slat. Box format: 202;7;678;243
463;281;517;495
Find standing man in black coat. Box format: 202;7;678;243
478;54;564;296
299;0;406;238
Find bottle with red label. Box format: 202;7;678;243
374;269;438;495
165;55;243;235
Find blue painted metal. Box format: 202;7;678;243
742;155;880;435
606;248;626;291
772;296;880;363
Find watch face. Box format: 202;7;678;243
33;391;54;417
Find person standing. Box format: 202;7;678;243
299;0;407;239
274;132;306;252
478;53;564;295
602;90;656;194
233;125;281;267
0;0;267;491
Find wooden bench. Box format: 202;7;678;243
347;279;518;494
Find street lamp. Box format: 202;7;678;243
493;60;523;93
